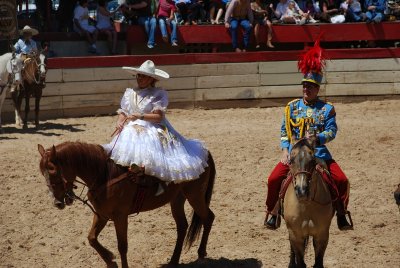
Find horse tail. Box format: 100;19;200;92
185;152;216;249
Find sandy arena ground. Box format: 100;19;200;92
0;99;399;268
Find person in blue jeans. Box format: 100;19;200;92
122;0;157;48
364;0;386;23
224;0;254;52
158;0;179;46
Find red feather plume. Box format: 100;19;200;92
298;36;326;75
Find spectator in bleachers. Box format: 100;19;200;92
175;0;191;24
120;0;158;48
225;0;254;52
187;0;207;25
284;0;308;23
385;0;400;20
318;0;345;23
251;0;274;48
74;0;99;54
272;0;310;23
340;0;366;22
210;0;226;24
365;0;386;23
97;0;119;54
303;0;321;19
157;0;179;46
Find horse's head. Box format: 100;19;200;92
23;52;46;84
38;144;74;209
289;136;317;200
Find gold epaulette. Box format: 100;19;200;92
286;98;300;107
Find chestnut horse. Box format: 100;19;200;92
12;52;46;128
284;137;334;268
38;141;216;268
395;184;400;210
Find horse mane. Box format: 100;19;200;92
54;141;110;183
292;138;313;152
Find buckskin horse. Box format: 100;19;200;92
38;141;216;268
283;136;334;268
12;52;46;129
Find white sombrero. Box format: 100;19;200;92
122;60;169;80
20;25;39;36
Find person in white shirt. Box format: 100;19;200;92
73;0;99;53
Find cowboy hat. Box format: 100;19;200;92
20;25;39;36
122;60;169;80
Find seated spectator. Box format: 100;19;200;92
187;0;207;25
120;0;157;48
304;0;321;20
210;0;226;24
272;0;310;23
340;0;365;22
251;0;274;48
97;0;119;54
157;0;179;46
225;0;254;52
74;0;99;54
175;0;192;24
284;0;307;24
365;0;386;23
318;0;345;23
386;0;400;20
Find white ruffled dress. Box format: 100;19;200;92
103;87;209;183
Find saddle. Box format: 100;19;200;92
273;164;340;217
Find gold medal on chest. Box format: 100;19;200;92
306;108;313;118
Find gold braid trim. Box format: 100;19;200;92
285;105;315;142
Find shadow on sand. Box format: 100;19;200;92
0;122;85;137
160;257;262;268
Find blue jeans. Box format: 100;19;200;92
346;9;364;22
138;16;157;46
158;17;178;43
366;11;383;23
229;18;252;49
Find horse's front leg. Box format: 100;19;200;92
288;232;307;268
34;87;42;128
87;214;117;267
11;89;23;127
114;215;129;268
312;232;329;268
23;92;30;129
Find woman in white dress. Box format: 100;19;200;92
103;60;209;184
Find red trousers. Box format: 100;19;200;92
265;159;349;213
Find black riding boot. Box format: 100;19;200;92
336;201;353;230
264;214;280;230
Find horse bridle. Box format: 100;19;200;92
22;53;46;85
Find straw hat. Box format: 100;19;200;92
20;25;39;36
122;60;169;80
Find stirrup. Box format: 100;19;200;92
338;211;354;231
155;183;165;196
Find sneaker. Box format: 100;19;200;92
309;18;317;23
171;41;178;47
299;17;307;25
147;44;154;49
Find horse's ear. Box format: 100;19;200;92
50;145;57;160
38;144;45;157
307;135;317;149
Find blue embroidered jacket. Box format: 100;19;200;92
280;98;337;160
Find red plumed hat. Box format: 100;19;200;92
298;35;326;85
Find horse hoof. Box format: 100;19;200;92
106;261;118;268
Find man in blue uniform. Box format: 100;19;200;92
264;71;353;231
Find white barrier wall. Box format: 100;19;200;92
2;58;400;122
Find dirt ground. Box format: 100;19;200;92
0;99;399;268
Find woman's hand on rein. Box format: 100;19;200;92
280;149;290;165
